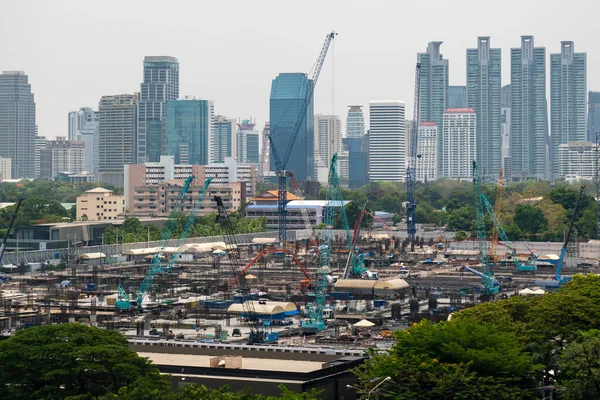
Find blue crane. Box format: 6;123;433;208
302;153;349;333
269;31;337;245
535;185;586;288
116;176;194;310
465;161;500;296
405;63;421;244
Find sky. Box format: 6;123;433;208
1;0;599;140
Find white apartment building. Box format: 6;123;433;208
0;157;11;181
76;187;125;221
368;101;405;182
314;114;342;168
558;141;598;180
416;123;438;182
442;108;477;179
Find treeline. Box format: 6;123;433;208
353;274;600;399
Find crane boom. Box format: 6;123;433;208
405;63;421;243
556;185;585;281
271;31;337;245
489;169;503;263
0;198;23;266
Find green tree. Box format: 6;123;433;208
514;204;547;236
0;324;169;399
446;206;475;232
559;330;600;400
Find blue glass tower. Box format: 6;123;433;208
166;99;212;165
269;73;314;181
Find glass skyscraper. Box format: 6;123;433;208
138;56;179;163
346;105;365;137
588;92;600;143
467;37;502;181
237;119;260;164
166;99;213;165
510;36;548;181
0;71;36;178
418;42;449;177
269;73;314;181
212;115;236;163
448;86;467;108
550;41;587;179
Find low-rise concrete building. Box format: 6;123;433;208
76;187;125;221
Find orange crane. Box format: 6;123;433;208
489;169;503;264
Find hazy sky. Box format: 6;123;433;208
1;0;598;139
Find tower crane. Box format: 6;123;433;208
116;176;194;310
0;198;23;267
489;169;503;264
405;63;421;244
214;196;278;344
288;171;315;245
269;31;337;246
535;185;586;288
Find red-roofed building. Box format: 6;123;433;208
444;108;476;114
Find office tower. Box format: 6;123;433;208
343;135;368;189
416;123;438;182
269;73;314;181
166;98;213;165
98;94;138;187
550;41;587;179
137;56;179;163
558;141;597;180
39;137;85;179
467;37;502;181
0;157;11;181
314;114;342;168
35;136;47;178
510;36;548;181
418;42;449;177
588;92;600;143
213;115;236;163
448;86;467;108
442;108;477;179
501;85;512;172
368;101;405;182
346;105;365;137
68;107;98;141
259;122;270;179
237;119;260;164
0;71;36;178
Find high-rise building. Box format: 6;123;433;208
368;101;405;182
98;94;138;187
39;137;85;179
237;119;260;164
448;86;467;108
588;92;600;143
137;56;179;163
68;107;98;141
314;114;342;168
260;122;270;179
166;98;213;166
346;105;365;137
550;41;587;179
213;115;237;163
0;71;36;178
467;37;502;181
510;36;548;181
558;141;598;180
418;42;449;177
416;123;438;182
501;85;512;171
269;73;314;181
442;108;477;179
35;136;47;178
0;157;11;181
343;135;368;189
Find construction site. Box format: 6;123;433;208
1;32;599;398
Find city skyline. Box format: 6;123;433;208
1;1;598;140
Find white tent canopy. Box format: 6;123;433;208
354;319;375;328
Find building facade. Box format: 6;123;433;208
418;42;449;176
213;115;236;163
269;73;314;181
237;119;260;164
442;108;477;179
314;114;342;169
416;123;438;182
558;141;598;180
76;187;125;221
343;135;369;189
35;136;47;178
510;36;548;181
137;56;179;162
448;86;467;108
501;85;512;171
467;37;502;181
0;157;11;181
588;92;600;143
166;99;213;166
68;107;98;141
39;137;85;179
98;94;138;187
346;105;365;137
0;71;36;178
550;41;587;179
368;101;405;182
